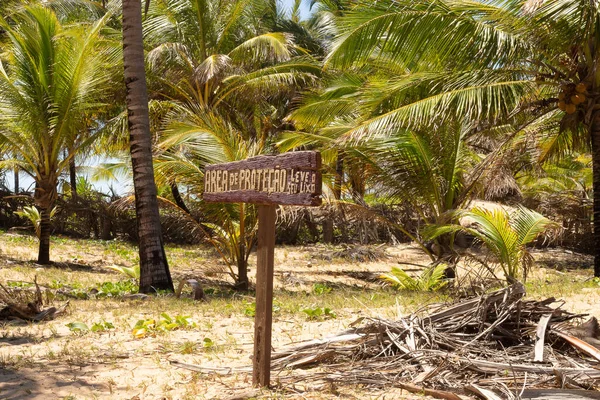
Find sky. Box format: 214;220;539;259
280;0;313;20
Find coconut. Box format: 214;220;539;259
576;83;587;93
571;94;584;105
565;103;577;114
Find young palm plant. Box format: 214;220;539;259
0;4;119;264
153;114;262;290
381;263;449;292
426;206;559;283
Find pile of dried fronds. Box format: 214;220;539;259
0;277;68;322
270;284;600;399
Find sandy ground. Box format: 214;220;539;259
0;238;598;400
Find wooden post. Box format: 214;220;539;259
203;151;322;387
253;205;276;387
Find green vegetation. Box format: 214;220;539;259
0;0;593;290
0;0;598;396
103;265;140;281
302;305;336;320
427;206;559;282
381;264;449;292
132;313;197;338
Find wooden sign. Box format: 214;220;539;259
203;151;322;388
203;151;322;206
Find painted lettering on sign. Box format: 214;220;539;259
203;151;322;206
204;167;317;195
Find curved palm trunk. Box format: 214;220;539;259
170;183;190;214
123;0;173;293
591;114;600;277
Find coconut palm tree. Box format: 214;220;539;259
122;0;174;293
311;0;600;275
136;0;319;289
0;4;118;264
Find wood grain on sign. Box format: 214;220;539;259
203;151;322;206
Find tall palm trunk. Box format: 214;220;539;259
591;113;600;277
13;167;18;194
122;0;173;292
38;207;52;264
35;175;57;265
69;157;77;200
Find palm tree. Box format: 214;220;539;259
0;4;118;264
138;0;319;289
427;206;559;282
312;0;600;274
122;0;174;293
154;114;262;289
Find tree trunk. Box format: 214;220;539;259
37;207;51;265
69;157;77;200
322;218;334;243
100;215;113;240
123;0;173;293
236;203;249;290
591;113;600;277
334;151;344;200
171;183;190;214
303;210;319;242
34;174;57;264
13;167;18;194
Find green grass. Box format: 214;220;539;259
527;273;596;298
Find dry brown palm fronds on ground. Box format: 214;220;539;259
262;284;600;398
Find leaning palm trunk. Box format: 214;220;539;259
122;0;173;292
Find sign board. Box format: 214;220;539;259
203;151;322;206
203;151;322;387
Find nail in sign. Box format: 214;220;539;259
203;151;322;388
203;151;322;206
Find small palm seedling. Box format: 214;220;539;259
380;263;449;292
16;206;57;239
104;265;140;281
312;283;333;295
302;305;336;320
132;313;197;338
426;206;559;282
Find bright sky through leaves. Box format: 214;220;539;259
280;0;312;19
